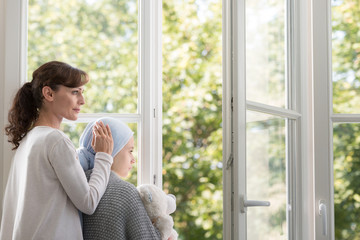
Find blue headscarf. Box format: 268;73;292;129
77;117;134;171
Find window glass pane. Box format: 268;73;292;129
162;0;223;239
246;111;287;239
246;0;287;108
27;0;138;114
333;123;360;238
332;0;360;113
61;122;138;186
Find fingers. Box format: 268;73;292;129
91;123;102;149
106;124;112;137
91;128;95;147
94;121;112;138
91;121;114;155
95;121;106;136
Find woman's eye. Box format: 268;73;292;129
72;91;79;95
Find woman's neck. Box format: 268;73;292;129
34;111;62;129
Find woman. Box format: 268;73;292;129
0;61;114;240
78;117;162;240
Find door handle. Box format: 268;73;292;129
240;195;271;213
319;200;328;236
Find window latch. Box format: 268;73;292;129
226;153;233;169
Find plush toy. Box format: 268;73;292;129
137;184;178;240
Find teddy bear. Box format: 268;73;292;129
137;184;178;240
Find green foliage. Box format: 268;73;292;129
333;123;360;239
332;0;360;239
162;0;223;239
332;0;360;114
28;0;138;114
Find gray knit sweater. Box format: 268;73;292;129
83;171;161;240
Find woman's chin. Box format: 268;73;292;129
65;115;78;121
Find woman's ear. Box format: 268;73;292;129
42;86;55;102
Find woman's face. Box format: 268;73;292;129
51;85;85;121
111;136;135;178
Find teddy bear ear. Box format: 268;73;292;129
147;189;153;203
139;185;153;203
166;194;176;214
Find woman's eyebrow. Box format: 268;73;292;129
77;87;85;92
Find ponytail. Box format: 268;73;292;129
5;82;39;150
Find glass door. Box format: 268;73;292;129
245;112;288;239
224;0;298;239
244;1;294;239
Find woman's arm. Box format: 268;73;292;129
49;134;113;214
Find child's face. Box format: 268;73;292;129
111;136;135;178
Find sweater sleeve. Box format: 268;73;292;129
49;136;113;214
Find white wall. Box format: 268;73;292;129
0;0;5;220
0;0;24;222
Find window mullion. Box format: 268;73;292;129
71;113;141;124
138;0;162;186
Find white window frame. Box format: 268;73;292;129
138;0;163;186
223;0;316;239
312;0;333;238
311;0;360;239
0;0;163;223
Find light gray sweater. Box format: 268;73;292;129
83;171;161;240
0;127;113;240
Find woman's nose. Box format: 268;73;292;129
79;93;85;105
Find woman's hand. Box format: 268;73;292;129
91;121;114;155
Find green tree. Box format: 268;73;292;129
332;0;360;114
28;0;138;114
332;0;360;239
333;123;360;239
162;0;223;239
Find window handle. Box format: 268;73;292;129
244;200;271;207
319;200;328;236
240;196;270;213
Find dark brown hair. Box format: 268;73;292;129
5;61;89;149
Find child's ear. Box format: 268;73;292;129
42;86;55;102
